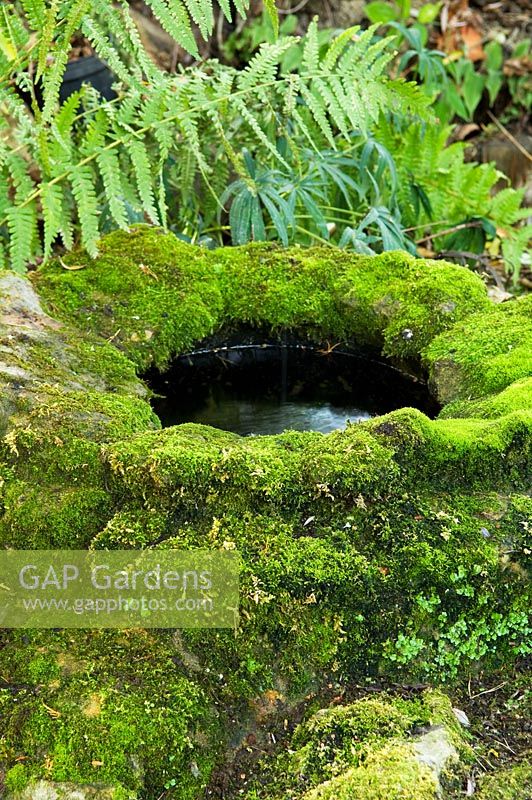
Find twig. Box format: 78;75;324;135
487;110;532;164
279;0;311;14
484;732;517;755
469;681;508;699
416;220;483;244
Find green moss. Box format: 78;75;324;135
477;763;532;799
303;743;438;800
291;695;431;785
245;691;464;800
336;250;490;359
426;295;532;403
0;630;220;799
4;763;29;792
438;377;532;419
34;230;490;370
32;227;224;371
0;483;114;548
1;230;531;798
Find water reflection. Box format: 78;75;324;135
147;343;438;436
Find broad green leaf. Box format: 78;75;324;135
418;3;442;25
365;2;399;24
462;71;485;119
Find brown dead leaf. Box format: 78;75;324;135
455;123;480;140
503;56;532;78
461;25;485;62
139;262;159;280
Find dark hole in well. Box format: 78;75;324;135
145;337;440;436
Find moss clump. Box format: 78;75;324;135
0;630;220;799
32;227;224;371
0;387;160;546
4;763;28;793
34;229;490;371
302;743;438;800
1;229;530;798
438;377;532;420
243;691;464;800
290;696;430;784
102;423;399;511
477;763;532;799
0;483;113;548
336;250;490;359
426;295;532;403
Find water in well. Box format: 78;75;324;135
147;340;439;437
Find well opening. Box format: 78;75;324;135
145;333;440;436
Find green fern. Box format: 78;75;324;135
127;140;160;225
96;148;128;229
6;204;36;274
0;3;432;271
2;0;525;278
41;182;64;259
70;165;100;256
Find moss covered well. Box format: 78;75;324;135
0;228;530;798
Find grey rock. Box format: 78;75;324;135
5;782;134;800
413;726;460;796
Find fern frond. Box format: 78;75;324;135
58;185;75;249
302;18;319;73
41;0;91;122
70;165;100;256
81;16;136;87
37;0;59;80
127;139;159;224
41;182;64;259
232;1;251;18
217;0;233;21
184;0;214;40
6;152;34;202
143;0;198;58
233;97;289;168
7;204;36;273
97;147;128;229
0;5;27;63
323;25;361;69
238;38;293;93
19;0;46;30
50;91;82;166
263;0;279;37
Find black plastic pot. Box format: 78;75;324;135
59;55;116;103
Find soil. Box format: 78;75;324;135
206;659;531;798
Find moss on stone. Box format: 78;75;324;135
244;690;465;800
0;483;113;548
290;695;431;784
336;250;490;359
32;227;224;371
302;743;438;800
34;229;490;371
1;229;530;799
0;630;219;799
426;295;532;403
476;763;532;799
438;377;532;419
